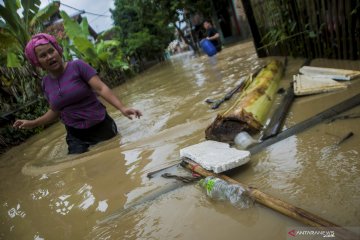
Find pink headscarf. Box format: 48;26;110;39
24;33;63;67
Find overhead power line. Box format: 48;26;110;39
60;2;111;18
89;10;112;23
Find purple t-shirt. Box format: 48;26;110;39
42;60;106;129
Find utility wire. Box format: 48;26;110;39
89;9;111;23
60;2;111;17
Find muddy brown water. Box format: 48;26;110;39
1;41;359;239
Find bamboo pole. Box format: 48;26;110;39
181;159;357;239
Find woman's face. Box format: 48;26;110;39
34;43;63;72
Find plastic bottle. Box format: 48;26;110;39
199;176;252;209
234;131;258;150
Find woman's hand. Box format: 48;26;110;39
12;109;59;129
13;119;37;129
120;107;142;120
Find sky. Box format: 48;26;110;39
39;0;115;33
0;0;115;33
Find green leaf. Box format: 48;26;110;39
60;11;98;66
0;3;21;34
0;1;29;47
21;0;40;31
308;31;317;38
80;17;90;37
7;52;21;67
0;30;19;50
30;1;58;27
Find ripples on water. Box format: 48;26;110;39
1;42;359;239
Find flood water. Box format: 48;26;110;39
0;41;359;239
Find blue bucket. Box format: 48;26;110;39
200;39;217;57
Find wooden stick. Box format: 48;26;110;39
262;58;310;140
336;132;354;145
249;93;360;155
210;65;264;110
261;84;295;140
146;162;180;178
211;76;247;109
181;159;357;239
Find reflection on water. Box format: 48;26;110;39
0;41;359;239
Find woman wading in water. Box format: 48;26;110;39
13;33;142;154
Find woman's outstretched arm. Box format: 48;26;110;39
88;75;142;120
13;109;59;129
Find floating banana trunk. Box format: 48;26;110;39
205;59;284;142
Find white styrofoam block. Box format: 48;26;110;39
180;140;251;173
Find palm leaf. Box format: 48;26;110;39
80;17;90;37
21;0;41;32
30;1;58;28
0;0;29;47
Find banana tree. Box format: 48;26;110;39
0;0;59;66
0;0;58;113
60;11;129;86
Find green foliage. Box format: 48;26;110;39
60;11;129;83
6;52;21;67
60;11;99;66
111;0;175;63
111;0;212;60
0;98;48;154
254;0;314;56
0;0;59;66
29;1;59;28
61;11;128;71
